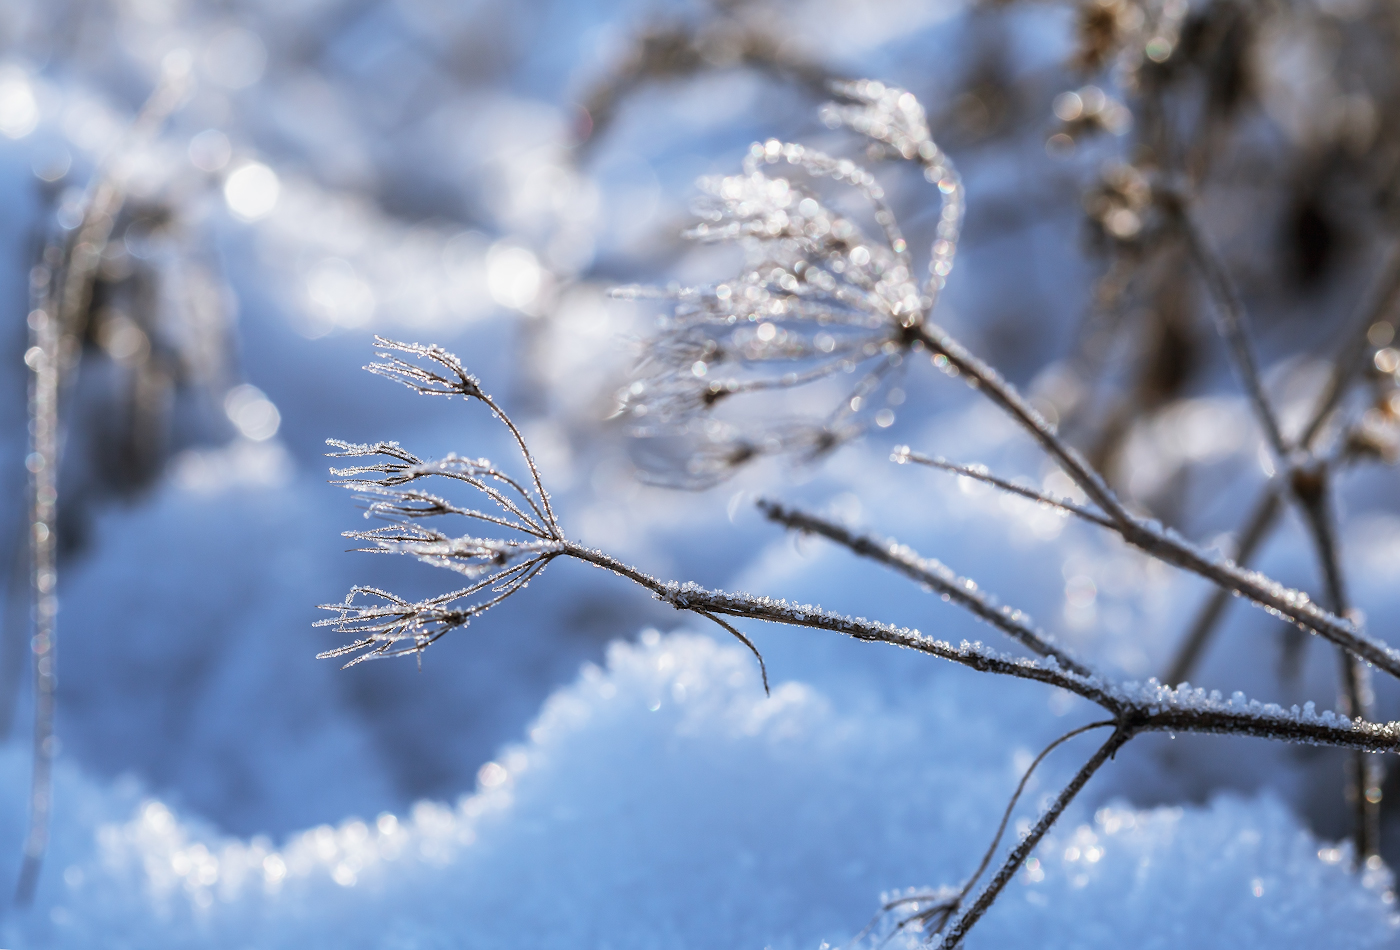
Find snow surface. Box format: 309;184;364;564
0;632;1395;949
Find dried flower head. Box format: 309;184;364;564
1051;84;1133;145
317;338;563;665
613;81;964;485
1071;0;1186;76
1083;162;1156;245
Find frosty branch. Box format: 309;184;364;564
326;81;1400;948
606;81;1400;693
1151;185;1394;857
325;337;1400;950
320;347;1400;757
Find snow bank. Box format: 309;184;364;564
0;632;1391;948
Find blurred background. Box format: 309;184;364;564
0;0;1399;918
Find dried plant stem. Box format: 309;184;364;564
563;542;1400;754
693;611;770;695
1172;197;1390;858
864;720;1118;944
851;721;1114;945
1300;240;1400;448
1170;199;1288;457
911;324;1132;527
1164;485;1283;686
14;60;189;904
364;337;562;537
1290;464;1381;861
756;499;1092;676
905;264;1398;682
1161;306;1394;688
569;542;1117;706
328;360;1400;950
477;390;560;536
17;267;60;907
327;62;1400;935
937;727;1133;949
890;452;1116;529
909;304;1395;675
898;447;1394;678
955;720;1116;903
0;520;32;740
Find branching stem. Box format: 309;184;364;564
1164;485;1283;686
756;499;1092;676
1169;197;1288;458
937;727;1133;949
956;720;1116;903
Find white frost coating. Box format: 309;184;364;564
1105;679;1400;745
1125;517;1400;672
655;579;1400;747
0;634;1392;948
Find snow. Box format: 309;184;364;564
0;0;1398;944
0;632;1394;948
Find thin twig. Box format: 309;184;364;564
936;727;1133;949
1168;197;1288;458
695;611;770;696
563;545;1400;754
870;720;1118;944
956;720;1116;903
912;324;1135;527
1173;195;1388;857
1160;339;1391;689
899;448;1400;679
0;519;31;740
1163;484;1283;686
891;450;1116;529
323;352;1400;757
1299;241;1400;448
324;350;1400;950
756;499;1093;677
901;322;1400;677
367;338;563;538
16;249;60;907
326;67;1400;934
897;231;1400;682
15;59;192;905
1289;462;1381;861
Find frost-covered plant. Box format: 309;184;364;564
325;85;1400;944
611;81;963;486
317;342;566;666
319;338;772;690
326;332;1399;946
